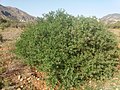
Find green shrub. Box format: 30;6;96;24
0;18;11;30
0;18;26;29
15;10;119;89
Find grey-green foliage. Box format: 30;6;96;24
15;10;119;90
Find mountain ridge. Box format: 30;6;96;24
0;4;36;22
1;4;120;24
101;13;120;24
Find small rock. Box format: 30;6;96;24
18;75;21;80
35;70;37;72
24;76;26;79
1;89;5;90
17;88;21;90
20;85;23;88
28;80;31;83
27;77;31;81
113;78;118;80
37;78;40;80
20;78;23;81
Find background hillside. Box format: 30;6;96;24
0;4;36;22
101;13;120;24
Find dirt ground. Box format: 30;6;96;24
0;28;48;90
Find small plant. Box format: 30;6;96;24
0;34;3;42
0;81;4;89
0;18;10;30
0;18;25;29
15;10;119;89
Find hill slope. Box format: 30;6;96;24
101;13;120;24
0;4;36;22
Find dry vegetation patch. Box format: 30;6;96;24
0;28;49;90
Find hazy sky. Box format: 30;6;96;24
0;0;120;18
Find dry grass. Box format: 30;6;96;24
0;28;49;90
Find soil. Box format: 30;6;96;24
0;28;49;90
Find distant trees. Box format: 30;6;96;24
0;18;10;30
0;18;26;30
